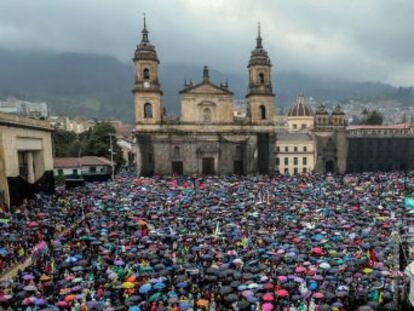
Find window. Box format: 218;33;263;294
294;168;298;174
90;166;97;173
303;146;307;152
303;157;307;165
58;169;63;176
276;157;280;166
143;68;150;80
294;146;298;152
284;168;289;174
259;105;266;120
144;103;153;119
73;169;78;176
284;157;288;165
293;124;297;129
293;157;298;165
276;146;280;152
301;124;306;129
285;146;288;152
203;107;212;122
174;146;180;158
303;167;307;173
258;73;265;84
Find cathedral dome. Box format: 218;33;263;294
288;93;313;117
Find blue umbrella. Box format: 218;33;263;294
177;282;188;288
129;306;141;311
154;282;166;290
179;301;190;310
139;283;152;294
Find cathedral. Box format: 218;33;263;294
133;19;278;176
133;18;414;176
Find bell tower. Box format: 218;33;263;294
132;15;163;125
246;23;275;124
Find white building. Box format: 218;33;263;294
0;98;48;119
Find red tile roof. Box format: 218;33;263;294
54;156;114;168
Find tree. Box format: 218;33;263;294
360;110;383;125
84;122;124;166
52;129;78;157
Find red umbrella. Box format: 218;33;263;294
28;221;39;228
263;282;274;290
276;289;288;297
313;292;324;299
311;247;323;255
36;213;48;219
262;293;274;302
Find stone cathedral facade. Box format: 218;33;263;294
132;18;414;176
133;20;277;176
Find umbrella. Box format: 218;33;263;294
139;283;151;294
276;289;288;297
262;293;275;302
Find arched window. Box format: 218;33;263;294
259;105;266;120
174;146;180;158
258;73;265;84
143;68;150;80
144;103;153;119
203;107;212;122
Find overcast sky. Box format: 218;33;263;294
1;0;413;86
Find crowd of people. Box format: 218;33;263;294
0;171;413;311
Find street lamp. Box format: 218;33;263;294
108;134;115;180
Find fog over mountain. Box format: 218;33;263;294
0;50;411;122
1;1;414;86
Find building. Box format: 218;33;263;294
0;98;48;119
48;115;96;133
276;132;315;174
287;92;314;131
53;156;114;181
275;93;316;175
346;123;414;172
0;112;54;207
313;104;348;174
132;17;413;176
134;19;276;175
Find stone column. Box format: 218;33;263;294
27;152;35;184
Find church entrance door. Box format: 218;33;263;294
233;160;243;175
172;161;183;175
325;160;335;173
202;157;215;175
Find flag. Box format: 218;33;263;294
405;197;414;209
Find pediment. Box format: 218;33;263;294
179;82;233;95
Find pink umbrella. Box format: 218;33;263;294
313;292;324;299
262;302;274;311
277;275;287;282
28;221;39;228
295;266;306;273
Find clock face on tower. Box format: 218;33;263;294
144;81;150;88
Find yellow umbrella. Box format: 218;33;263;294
363;268;373;274
121;282;135;289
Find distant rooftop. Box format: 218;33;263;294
54;156;114;168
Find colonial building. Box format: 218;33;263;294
134;19;276;175
275;93;316;175
133;18;413;176
0;112;54;207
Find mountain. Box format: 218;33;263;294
0;50;411;122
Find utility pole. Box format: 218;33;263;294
109;134;115;180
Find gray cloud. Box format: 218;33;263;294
0;0;413;86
